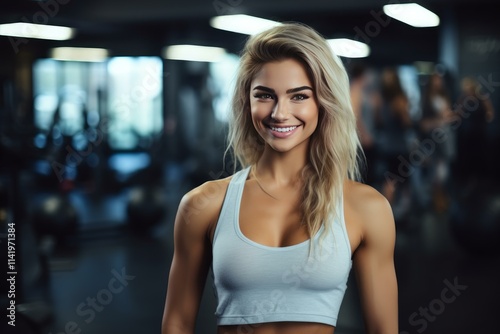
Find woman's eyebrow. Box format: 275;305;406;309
252;85;275;93
286;86;313;94
252;85;313;94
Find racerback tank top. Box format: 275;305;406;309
211;166;352;327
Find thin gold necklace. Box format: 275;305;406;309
251;166;280;201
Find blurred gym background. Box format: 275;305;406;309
0;0;499;333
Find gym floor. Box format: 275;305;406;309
9;169;500;334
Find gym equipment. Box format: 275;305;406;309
126;185;166;233
32;194;79;249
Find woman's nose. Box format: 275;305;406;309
271;101;289;121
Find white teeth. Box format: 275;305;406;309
270;126;297;133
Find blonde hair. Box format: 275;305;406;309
227;22;362;246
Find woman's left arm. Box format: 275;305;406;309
352;190;398;334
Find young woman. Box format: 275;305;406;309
162;23;398;334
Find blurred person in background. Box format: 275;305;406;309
375;68;413;217
419;72;454;212
349;62;379;186
454;76;495;180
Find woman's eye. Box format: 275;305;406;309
254;93;273;99
292;94;309;101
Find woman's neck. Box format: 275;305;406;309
255;145;308;186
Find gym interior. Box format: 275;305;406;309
1;0;499;333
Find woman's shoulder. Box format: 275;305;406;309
343;180;394;232
181;176;232;216
175;175;234;237
344;180;386;204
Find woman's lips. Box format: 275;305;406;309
267;125;301;138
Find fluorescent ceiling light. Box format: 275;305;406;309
50;47;109;62
328;39;370;58
163;45;226;62
383;3;440;27
0;22;74;40
210;14;281;35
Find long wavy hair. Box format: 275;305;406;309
226;22;362;247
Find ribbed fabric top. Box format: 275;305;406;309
211;166;352;327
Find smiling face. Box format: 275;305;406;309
249;58;319;154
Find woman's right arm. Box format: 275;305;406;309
161;183;221;334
